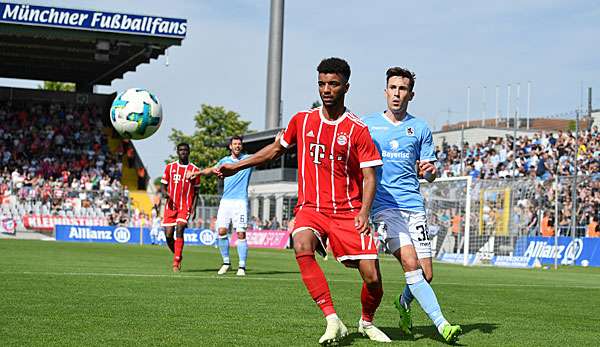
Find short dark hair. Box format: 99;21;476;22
229;135;243;145
386;67;416;91
317;57;351;82
177;142;190;150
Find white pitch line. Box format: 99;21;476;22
2;271;599;290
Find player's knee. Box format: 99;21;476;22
237;232;246;240
401;257;419;272
292;237;315;253
363;273;382;288
294;241;314;254
218;228;228;236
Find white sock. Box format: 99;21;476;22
437;320;450;334
325;313;339;321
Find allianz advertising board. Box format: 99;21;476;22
512;236;600;267
55;225;216;246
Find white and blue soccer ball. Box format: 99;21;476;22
110;88;162;139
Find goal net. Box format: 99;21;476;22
422;176;543;267
421;176;471;265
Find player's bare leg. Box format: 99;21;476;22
172;223;186;272
217;227;231;274
164;226;175;253
352;259;391;343
294;229;347;345
419;257;433;282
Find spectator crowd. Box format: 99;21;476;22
0;101;133;229
435;126;599;181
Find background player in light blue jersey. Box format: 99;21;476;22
363;67;461;343
189;135;253;276
150;209;162;245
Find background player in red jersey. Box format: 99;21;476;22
161;143;202;272
217;58;391;344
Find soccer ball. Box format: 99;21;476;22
110;88;162;139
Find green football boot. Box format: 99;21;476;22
393;293;412;335
441;324;462;344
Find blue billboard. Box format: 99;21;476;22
437;237;600;268
0;2;187;38
511;236;600;267
55;225;215;246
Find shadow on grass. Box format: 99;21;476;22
182;268;221;273
338;323;498;345
182;268;299;276
250;270;299;275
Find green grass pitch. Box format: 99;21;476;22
1;240;599;346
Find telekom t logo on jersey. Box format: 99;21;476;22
172;173;182;183
309;143;326;164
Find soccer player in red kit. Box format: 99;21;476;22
161;143;201;272
217;58;391;344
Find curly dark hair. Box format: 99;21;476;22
386;67;416;91
317;57;351;82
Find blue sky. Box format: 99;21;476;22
1;0;599;179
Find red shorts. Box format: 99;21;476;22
293;207;378;262
162;206;191;226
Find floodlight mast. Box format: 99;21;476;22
265;0;285;130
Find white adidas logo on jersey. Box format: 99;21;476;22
306;130;315;137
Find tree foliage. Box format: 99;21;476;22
38;81;76;92
311;100;322;108
168;104;251;194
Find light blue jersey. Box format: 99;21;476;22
217;154;253;200
363;112;436;214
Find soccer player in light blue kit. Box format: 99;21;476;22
189;135;253;276
363;67;462;343
150;209;162;245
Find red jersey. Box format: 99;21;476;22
280;107;382;214
161;161;201;211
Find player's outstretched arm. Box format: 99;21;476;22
186;167;216;180
355;166;377;234
199;167;215;176
217;132;286;177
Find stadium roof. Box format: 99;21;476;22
0;2;186;91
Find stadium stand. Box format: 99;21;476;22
433;126;600;236
0;98;152;231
